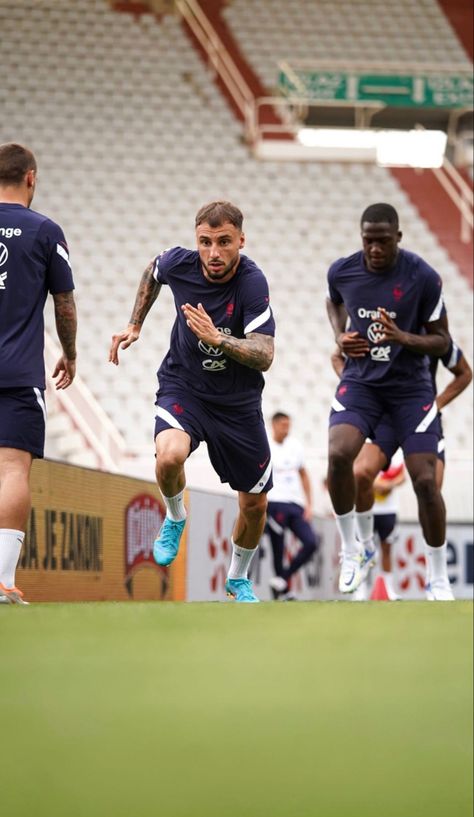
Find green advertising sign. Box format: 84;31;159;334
279;69;473;109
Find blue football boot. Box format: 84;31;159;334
153;517;186;566
225;577;260;603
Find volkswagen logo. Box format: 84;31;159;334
0;243;8;266
367;321;385;344
198;339;222;357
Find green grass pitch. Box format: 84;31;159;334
1;601;472;817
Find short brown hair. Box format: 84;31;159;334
0;143;37;185
195;201;243;230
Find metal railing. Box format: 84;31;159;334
175;0;256;137
434;156;473;244
44;333;128;472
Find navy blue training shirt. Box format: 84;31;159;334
0;203;75;389
153;247;275;407
327;248;446;387
430;337;463;395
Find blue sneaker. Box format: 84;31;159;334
225;577;260;603
153;517;186;566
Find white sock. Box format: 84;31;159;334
0;529;24;588
355;509;374;548
227;539;258;579
424;541;448;583
335;508;360;555
381;570;397;597
163;490;187;522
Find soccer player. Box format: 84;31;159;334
0;142;77;605
326;202;453;600
265;412;319;600
332;336;472;597
109;201;274;603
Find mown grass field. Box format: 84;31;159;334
0;600;472;817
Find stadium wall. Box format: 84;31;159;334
16;461;473;602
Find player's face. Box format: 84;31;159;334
361;221;401;272
196;222;245;284
272;417;291;443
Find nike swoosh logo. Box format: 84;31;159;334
344;570;355;586
422;404;432;411
259;457;270;469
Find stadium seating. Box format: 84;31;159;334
222;0;472;92
0;0;471;517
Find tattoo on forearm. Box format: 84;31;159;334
53;291;77;360
129;262;161;325
219;332;274;371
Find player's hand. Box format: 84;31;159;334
182;302;221;346
52;356;76;390
303;505;313;522
376;308;407;344
337;331;370;358
109;325;141;365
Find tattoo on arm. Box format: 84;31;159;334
129;261;162;326
219;332;274;371
53;291;77;360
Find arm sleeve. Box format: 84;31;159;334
41;220;75;294
242;273;275;336
152;246;179;285
327;262;343;305
442;339;462;371
420;267;446;324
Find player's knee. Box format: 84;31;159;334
240;492;267;521
411;471;438;504
327;448;352;479
353;462;374;492
156;448;186;475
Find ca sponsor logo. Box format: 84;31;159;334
367;321;385;343
203;359;227;371
0;242;8;266
371;346;391;361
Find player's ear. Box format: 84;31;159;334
26;169;36;189
239;231;245;249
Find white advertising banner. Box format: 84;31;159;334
186;488;473;601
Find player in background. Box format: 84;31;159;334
371;452;405;600
332;337;472;598
326;202;453;600
110;201;274;603
0;143;77;605
265;412;319;600
352;451;406;601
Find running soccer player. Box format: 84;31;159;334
109;201;274;603
0;142;77;605
332;336;472;597
326;202;453;600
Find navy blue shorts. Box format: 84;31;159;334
154;387;273;494
0;387;46;458
329;379;441;457
368;414;445;464
374;513;398;544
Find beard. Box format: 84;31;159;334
202;253;240;281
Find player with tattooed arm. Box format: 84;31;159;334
110;201;275;602
0;143;77;605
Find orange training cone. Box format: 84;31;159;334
370;575;390;601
